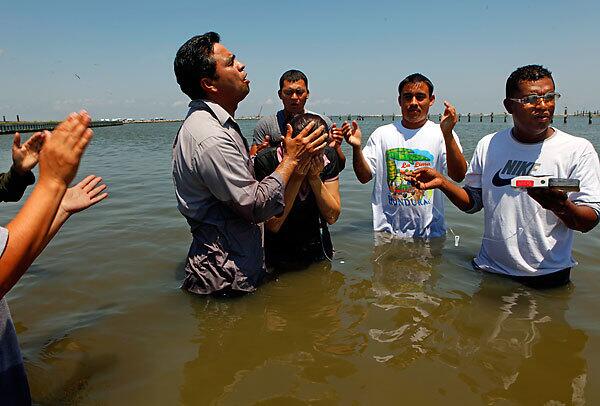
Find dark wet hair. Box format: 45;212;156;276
506;65;554;98
279;69;309;91
174;32;220;100
289;113;328;138
398;73;434;97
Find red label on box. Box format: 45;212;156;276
515;180;534;187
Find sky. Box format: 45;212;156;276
1;0;599;121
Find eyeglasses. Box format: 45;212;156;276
507;92;561;105
282;88;307;97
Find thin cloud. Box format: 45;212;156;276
310;98;351;107
172;100;188;108
0;49;5;57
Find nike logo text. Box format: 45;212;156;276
491;160;540;187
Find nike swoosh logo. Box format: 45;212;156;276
491;170;513;187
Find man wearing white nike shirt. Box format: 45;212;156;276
405;65;600;288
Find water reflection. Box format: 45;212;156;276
363;236;587;404
180;262;366;404
450;278;587;405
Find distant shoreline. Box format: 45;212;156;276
2;113;598;134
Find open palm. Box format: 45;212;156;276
342;121;362;147
61;175;108;214
12;132;45;173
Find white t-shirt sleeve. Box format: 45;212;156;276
569;140;600;214
362;133;379;176
464;139;484;189
0;227;8;258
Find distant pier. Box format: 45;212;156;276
0;120;124;135
323;112;598;124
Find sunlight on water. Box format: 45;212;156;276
0;116;599;404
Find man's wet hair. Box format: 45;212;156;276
506;65;554;98
398;73;434;97
279;70;309;91
174;32;220;100
289;113;328;138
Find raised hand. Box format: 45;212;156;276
440;101;458;136
283;121;327;163
342;121;362;148
329;123;343;149
403;167;445;190
60;175;108;215
250;135;271;157
12;131;45;174
38;111;93;187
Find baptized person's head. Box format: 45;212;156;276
289;113;329;139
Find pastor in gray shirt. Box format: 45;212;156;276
172;100;285;295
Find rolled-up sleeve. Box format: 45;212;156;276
196;135;285;224
0;168;35;203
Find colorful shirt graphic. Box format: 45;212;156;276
386;147;434;205
362;120;462;237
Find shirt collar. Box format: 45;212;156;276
189;99;237;127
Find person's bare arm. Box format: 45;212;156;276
405;167;474;211
329;123;346;170
266;160;310;233
527;188;599;232
44;175;108;245
307;155;341;224
342;121;372;183
0;112;93;299
439;101;467;182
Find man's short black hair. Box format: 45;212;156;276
505;65;554;98
279;70;309;91
174;32;220;100
398;73;434;97
289;113;328;138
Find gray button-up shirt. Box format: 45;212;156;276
172;100;285;294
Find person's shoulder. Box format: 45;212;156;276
371;122;398;137
321;114;334;126
254;114;278;134
478;128;510;147
180;110;224;142
553;128;594;149
423;119;440;129
419;120;445;136
255;113;278;127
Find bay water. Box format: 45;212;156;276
1;116;599;405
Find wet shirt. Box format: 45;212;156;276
465;128;600;276
253;146;340;266
362;120;463;238
172;100;285;294
0;227;32;405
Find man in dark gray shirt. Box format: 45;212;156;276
251;70;345;169
173;33;327;295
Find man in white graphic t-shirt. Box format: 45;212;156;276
342;73;467;238
405;65;600;288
